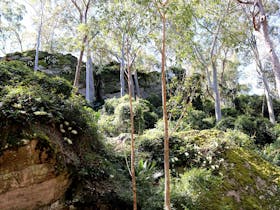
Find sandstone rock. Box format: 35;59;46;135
0;140;70;210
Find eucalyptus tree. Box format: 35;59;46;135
0;1;26;54
152;0;171;209
235;0;280;98
250;35;276;124
103;0;153;97
189;0;246;122
34;0;45;71
39;0;69;53
70;0;92;89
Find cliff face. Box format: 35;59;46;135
1;51;162;101
0;140;70;210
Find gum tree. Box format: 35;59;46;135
236;0;280;98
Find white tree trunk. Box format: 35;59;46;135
86;51;95;105
34;14;43;71
250;32;276;124
258;8;280;98
212;61;222;122
262;72;276;124
120;34;126;97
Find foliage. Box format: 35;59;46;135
99;96;158;136
233;95;264;117
234;115;274;145
184;109;215;130
221;107;238;118
135;159;164;210
262;138;280;166
216;116;236;131
171;168;222;210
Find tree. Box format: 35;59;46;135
102;0;153;97
86;41;95;105
189;0;245;122
236;0;280;98
126;34;138;210
70;0;91;89
154;0;170;209
250;35;276;124
0;1;26;54
34;0;44;71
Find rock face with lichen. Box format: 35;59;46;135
0;140;70;210
1;51;161;101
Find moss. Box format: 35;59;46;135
213;148;280;209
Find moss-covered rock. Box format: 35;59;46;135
137;129;280;210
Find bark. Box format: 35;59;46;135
257;0;280;98
71;0;91;89
86;46;95;105
236;0;280;98
127;39;137;210
208;0;230;122
262;72;276;124
212;60;222;122
120;33;126;97
251;35;276;124
161;11;170;210
73;37;86;88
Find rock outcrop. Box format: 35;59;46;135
0;140;70;210
1;51;162;102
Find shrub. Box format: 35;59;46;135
233;94;263;116
146;93;162;108
221;107;238;118
99;96;158;136
185;109;214;130
234;115;256;136
234;115;274;145
216;116;235;131
171;168;222;209
262;138;280;166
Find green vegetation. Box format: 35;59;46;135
1;57;280;210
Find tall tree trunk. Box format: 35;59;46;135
127;39;137;210
34;5;43;72
250;33;276;124
86;43;95;105
133;71;141;98
237;0;280;98
212;60;222;122
13;30;23;52
258;0;280;98
73;35;87;88
262;72;276;124
161;12;170;210
120;33;126;97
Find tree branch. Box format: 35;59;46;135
235;0;254;4
70;0;83;22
